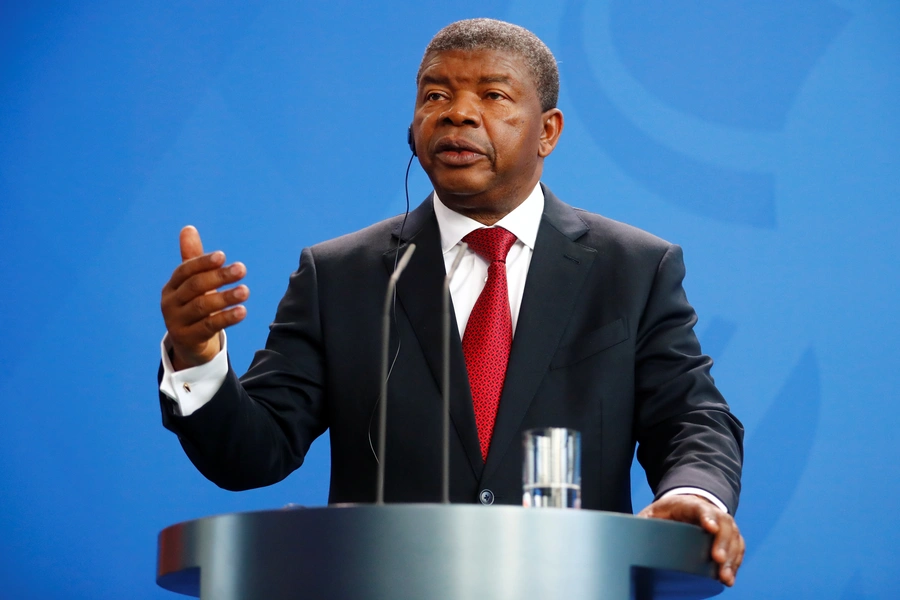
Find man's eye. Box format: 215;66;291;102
486;92;505;100
426;92;445;102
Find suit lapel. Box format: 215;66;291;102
482;187;597;483
383;197;484;479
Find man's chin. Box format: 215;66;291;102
433;189;512;219
428;174;493;199
431;187;495;210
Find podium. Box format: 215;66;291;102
157;504;724;599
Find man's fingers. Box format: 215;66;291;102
723;525;745;572
710;511;738;562
166;251;227;290
709;516;744;587
178;305;248;344
712;523;730;562
701;512;720;534
178;285;250;326
180;226;205;262
169;259;244;301
720;537;741;587
728;533;745;580
173;263;246;305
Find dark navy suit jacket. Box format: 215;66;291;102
161;186;744;513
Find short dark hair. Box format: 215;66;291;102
417;18;560;112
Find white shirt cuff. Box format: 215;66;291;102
660;487;729;513
159;332;228;417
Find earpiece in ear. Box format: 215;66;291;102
407;124;416;157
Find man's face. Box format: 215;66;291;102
412;48;562;221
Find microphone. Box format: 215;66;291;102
441;243;467;503
375;242;417;505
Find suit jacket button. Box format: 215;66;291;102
479;489;494;505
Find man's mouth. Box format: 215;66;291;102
434;138;487;165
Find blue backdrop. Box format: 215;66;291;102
1;1;898;598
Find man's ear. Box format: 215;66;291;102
538;108;564;158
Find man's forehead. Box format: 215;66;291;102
418;48;534;86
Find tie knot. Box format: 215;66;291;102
463;227;518;263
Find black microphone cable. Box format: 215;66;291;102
368;151;415;464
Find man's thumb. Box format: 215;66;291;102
179;225;204;262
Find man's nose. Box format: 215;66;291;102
440;94;481;127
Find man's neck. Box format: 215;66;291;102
432;182;544;253
434;174;543;225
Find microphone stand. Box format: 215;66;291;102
442;243;467;503
375;243;416;505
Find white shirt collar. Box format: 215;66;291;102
432;182;545;254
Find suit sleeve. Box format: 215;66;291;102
158;247;329;491
633;244;744;513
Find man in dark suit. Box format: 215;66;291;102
159;19;745;585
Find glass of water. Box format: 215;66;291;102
522;428;582;509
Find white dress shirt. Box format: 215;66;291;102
158;182;726;512
434;181;544;338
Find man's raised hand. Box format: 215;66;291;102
160;226;249;371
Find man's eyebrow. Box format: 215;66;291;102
420;74;449;85
478;75;514;85
419;74;515;86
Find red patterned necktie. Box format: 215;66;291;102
461;226;518;462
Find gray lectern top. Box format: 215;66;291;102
157;504;724;600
